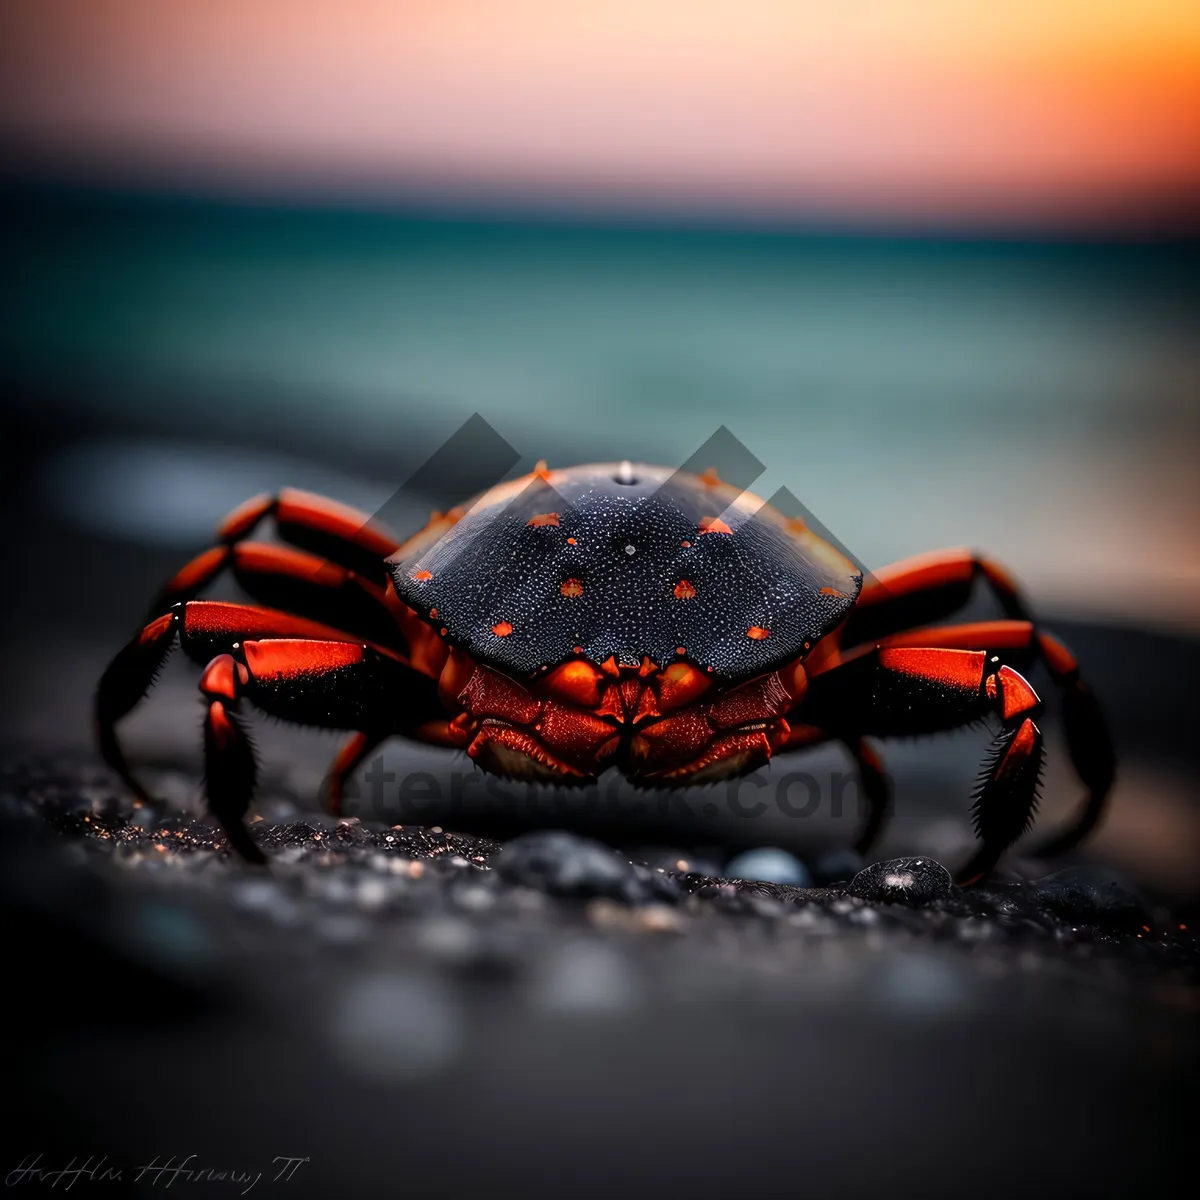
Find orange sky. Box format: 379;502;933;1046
2;0;1199;222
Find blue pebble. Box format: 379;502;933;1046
725;847;812;887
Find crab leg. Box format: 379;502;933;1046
325;731;391;818
150;541;406;650
843;737;892;856
95;601;436;816
823;618;1114;861
840;548;1030;647
771;726;894;858
215;488;402;583
149;486;403;607
199;639;436;860
800;645;1046;883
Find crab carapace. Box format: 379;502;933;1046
96;461;1115;882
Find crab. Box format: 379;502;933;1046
96;460;1114;882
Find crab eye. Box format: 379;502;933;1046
656;661;711;711
541;660;603;707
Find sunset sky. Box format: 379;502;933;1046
2;0;1199;223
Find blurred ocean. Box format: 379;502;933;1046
3;186;1198;630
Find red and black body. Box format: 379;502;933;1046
96;462;1115;881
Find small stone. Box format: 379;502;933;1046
874;952;969;1014
256;798;302;823
627;863;683;904
356;877;390;910
586;899;683;934
415;916;478;962
725;847;812;887
636;905;684;933
586;898;632;930
847;856;953;906
316;914;369;944
812;845;865;886
630;847;724;878
532;941;640;1013
496;830;662;905
1030;867;1150;932
331;973;461;1080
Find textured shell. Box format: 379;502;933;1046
390;463;862;682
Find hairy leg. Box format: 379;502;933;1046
799;643;1045;883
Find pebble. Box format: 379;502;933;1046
331;973;462;1080
587;898;683;934
847;857;953;907
1030;867;1151;932
316;913;370;944
631;848;724;878
356;877;391;911
496;830;672;905
874;952;969;1015
415;916;478;962
123;903;215;971
453;884;497;913
725;847;812;887
532;940;641;1014
232;879;302;925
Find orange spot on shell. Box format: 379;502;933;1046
566;536;577;545
699;516;733;535
542;660;603;707
747;626;770;640
429;608;438;619
675;646;687;656
412;569;433;582
573;645;584;654
680;539;691;548
674;580;696;600
820;586;845;597
560;578;584;598
492;621;513;637
658;661;711;710
527;512;560;528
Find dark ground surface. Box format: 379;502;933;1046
2;412;1199;1197
3;750;1198;1199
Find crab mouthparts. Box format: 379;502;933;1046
466;712;787;786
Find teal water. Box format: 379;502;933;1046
4;188;1198;628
